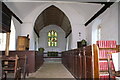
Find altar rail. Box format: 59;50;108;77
62;44;99;79
1;51;44;73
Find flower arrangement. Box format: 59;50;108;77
38;48;45;52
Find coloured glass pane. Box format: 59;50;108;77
48;30;58;47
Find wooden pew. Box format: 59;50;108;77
1;51;44;73
1;55;21;79
93;44;100;79
62;42;120;80
1;54;30;80
62;44;98;79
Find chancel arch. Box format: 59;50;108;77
22;3;86;49
34;5;72;38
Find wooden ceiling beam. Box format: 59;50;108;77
86;2;107;5
2;2;23;24
85;2;114;26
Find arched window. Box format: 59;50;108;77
0;33;6;50
97;25;101;40
48;30;58;47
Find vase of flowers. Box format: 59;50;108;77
38;48;44;52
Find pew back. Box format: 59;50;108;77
62;43;119;79
62;45;99;79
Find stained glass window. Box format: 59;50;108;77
48;30;58;47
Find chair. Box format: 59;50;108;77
1;54;28;80
13;54;28;80
107;52;120;80
0;58;7;80
1;55;22;80
20;55;29;79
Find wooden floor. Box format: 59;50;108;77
28;62;75;79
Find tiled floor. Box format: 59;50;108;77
28;62;75;79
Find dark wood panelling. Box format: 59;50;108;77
62;45;98;79
1;51;44;73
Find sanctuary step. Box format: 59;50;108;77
44;58;61;63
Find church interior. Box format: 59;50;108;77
0;0;120;80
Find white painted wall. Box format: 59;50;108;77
38;25;66;52
66;33;72;50
22;3;86;49
91;19;101;44
5;2;103;49
20;22;35;50
118;2;120;45
86;3;120;72
17;2;118;50
86;3;118;44
99;3;118;42
71;24;86;49
34;32;39;51
9;19;16;50
86;22;92;45
118;2;120;72
12;17;21;50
